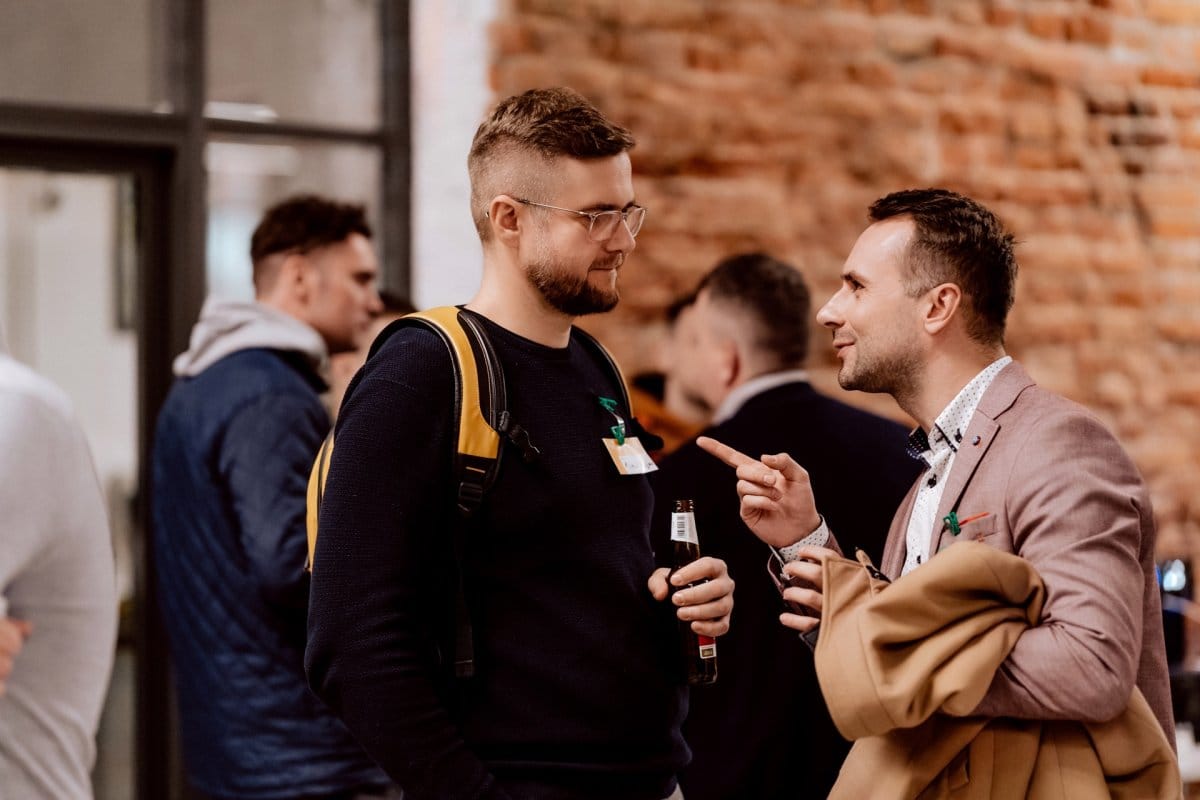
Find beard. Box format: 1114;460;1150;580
525;253;623;317
837;336;923;401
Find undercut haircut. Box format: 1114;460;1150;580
698;252;812;369
869;188;1017;346
468;87;636;241
250;195;372;291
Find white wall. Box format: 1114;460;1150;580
410;0;496;307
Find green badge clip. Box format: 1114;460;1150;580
598;396;626;445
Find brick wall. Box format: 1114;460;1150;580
488;0;1200;552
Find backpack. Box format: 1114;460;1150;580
305;305;637;677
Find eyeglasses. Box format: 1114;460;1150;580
515;198;646;241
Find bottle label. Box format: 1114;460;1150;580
698;635;717;659
671;511;699;545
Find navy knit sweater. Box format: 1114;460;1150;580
305;314;688;800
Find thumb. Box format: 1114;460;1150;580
647;567;671;602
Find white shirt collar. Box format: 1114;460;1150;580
918;356;1013;455
712;369;810;424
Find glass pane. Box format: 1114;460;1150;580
206;0;381;128
0;168;139;799
206;137;383;298
0;0;167;111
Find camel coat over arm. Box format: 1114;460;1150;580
876;361;1173;743
815;542;1181;800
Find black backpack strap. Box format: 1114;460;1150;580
308;306;509;678
571;326;663;450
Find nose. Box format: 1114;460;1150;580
366;287;384;316
816;291;843;329
607;216;637;254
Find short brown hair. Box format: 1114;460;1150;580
250;195;372;290
869;188;1017;346
468;87;635;240
698;252;812;369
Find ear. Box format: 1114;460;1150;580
279;252;316;304
923;283;962;336
487;195;523;248
716;339;740;389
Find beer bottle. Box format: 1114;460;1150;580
670;499;718;685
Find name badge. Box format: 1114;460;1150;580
603;436;658;475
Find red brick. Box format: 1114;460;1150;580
877;16;939;58
1074;14;1114;44
1093;369;1139;407
1145;0;1200;25
986;5;1021;27
1142;66;1200;89
948;2;986;25
1157;314;1200;343
1025;12;1067;40
1091;0;1141;15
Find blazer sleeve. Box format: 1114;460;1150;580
970;410;1149;724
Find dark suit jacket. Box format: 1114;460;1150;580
650;381;920;800
878;361;1174;745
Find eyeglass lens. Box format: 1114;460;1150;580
590;206;646;241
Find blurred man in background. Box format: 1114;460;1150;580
152;195;392;800
0;323;117;799
630;293;711;458
651;252;918;799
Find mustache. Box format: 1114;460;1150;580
592;253;625;270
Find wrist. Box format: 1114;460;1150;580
776;515;828;563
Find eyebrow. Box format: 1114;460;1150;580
842;270;865;284
582;200;638;212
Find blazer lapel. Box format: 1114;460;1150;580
929;416;999;556
927;361;1034;558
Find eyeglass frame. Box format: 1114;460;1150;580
513;197;646;241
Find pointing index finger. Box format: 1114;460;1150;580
697;436;755;470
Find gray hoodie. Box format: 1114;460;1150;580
173;297;328;378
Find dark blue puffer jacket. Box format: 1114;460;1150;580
152;299;386;799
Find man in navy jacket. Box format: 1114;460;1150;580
651;253;919;800
152;196;388;800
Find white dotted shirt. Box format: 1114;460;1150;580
901;356;1012;575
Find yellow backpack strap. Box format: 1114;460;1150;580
415;307;505;516
303;306;506;574
305;432;335;572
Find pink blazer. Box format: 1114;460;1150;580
878;361;1174;744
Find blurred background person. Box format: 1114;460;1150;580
630;293;711;458
0;322;117;799
327;288;415;418
151;195;393;800
650;252;919;800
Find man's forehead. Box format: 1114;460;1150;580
846;218;912;274
547;152;634;204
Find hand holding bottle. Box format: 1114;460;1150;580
647;558;734;640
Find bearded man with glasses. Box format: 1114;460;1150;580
305;88;734;800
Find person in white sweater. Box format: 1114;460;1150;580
0;324;117;800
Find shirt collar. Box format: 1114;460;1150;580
712;369;810;424
908;356;1012;460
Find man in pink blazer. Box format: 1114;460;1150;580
700;188;1174;744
